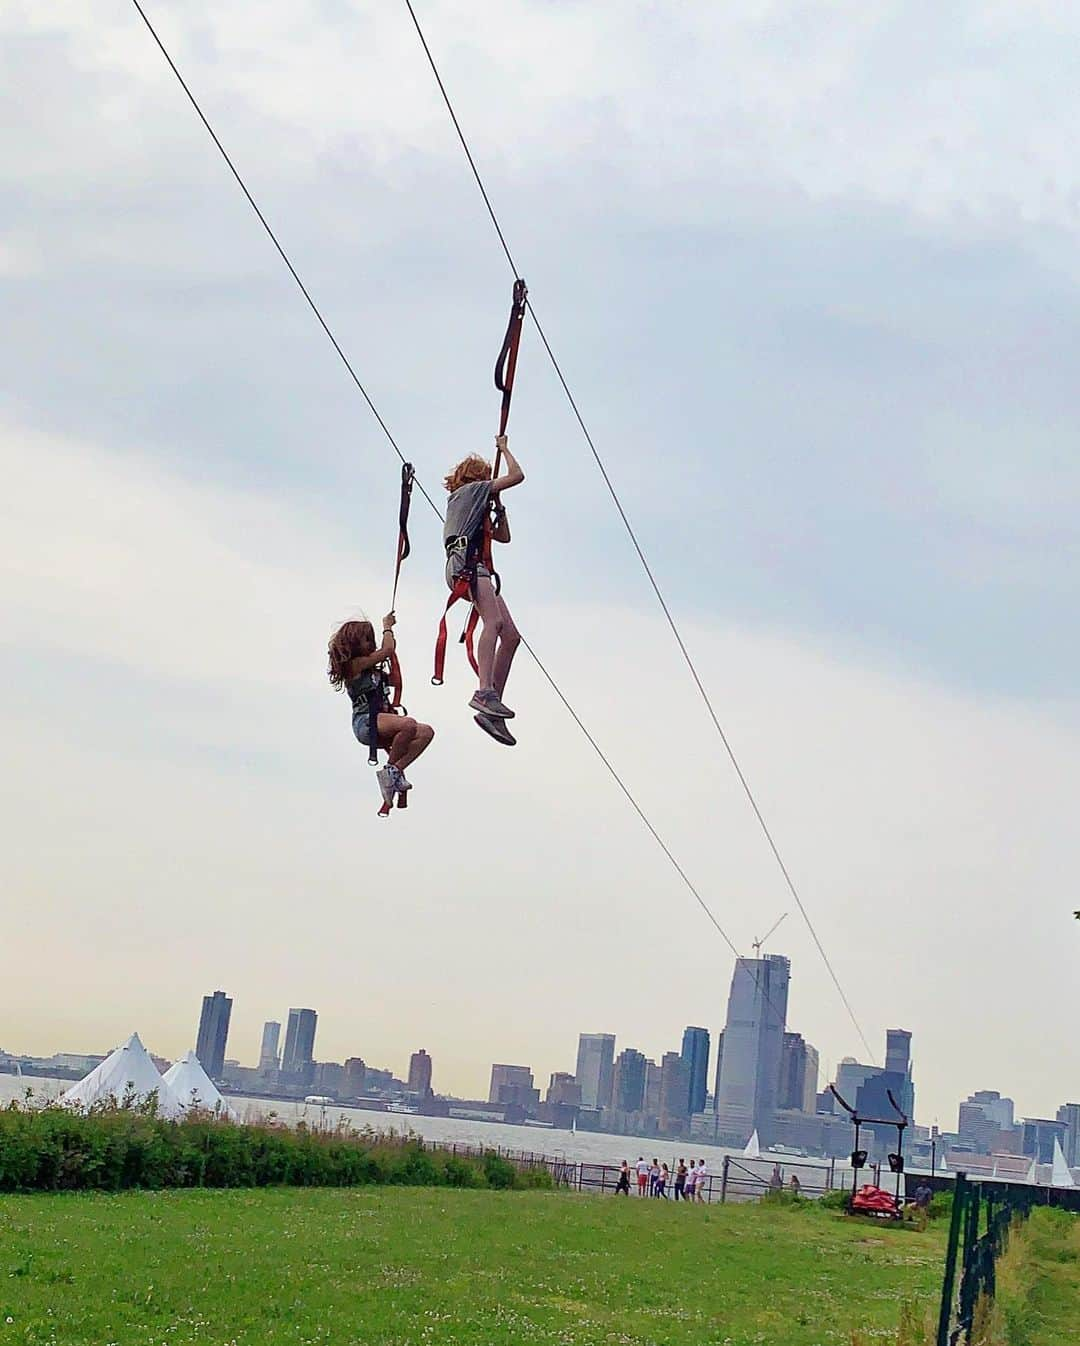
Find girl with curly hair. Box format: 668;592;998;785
443;433;525;746
327;612;434;806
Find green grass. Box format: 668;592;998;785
0;1187;945;1345
996;1207;1080;1345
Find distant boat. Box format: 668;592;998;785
742;1130;761;1159
304;1095;335;1106
386;1102;418;1114
523;1119;554;1128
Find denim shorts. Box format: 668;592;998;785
353;712;375;747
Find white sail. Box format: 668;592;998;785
1050;1138;1075;1188
743;1129;761;1159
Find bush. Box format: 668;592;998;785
0;1103;545;1196
819;1189;851;1211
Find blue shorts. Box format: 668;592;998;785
353;713;375;748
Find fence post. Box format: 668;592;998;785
828;1156;835;1191
936;1171;967;1346
720;1155;729;1203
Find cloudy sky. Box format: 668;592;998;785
3;1;1079;1128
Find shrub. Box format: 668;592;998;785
0;1105;543;1196
819;1189;851;1211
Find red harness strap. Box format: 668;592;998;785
432;575;479;685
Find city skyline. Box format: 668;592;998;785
4;959;1074;1128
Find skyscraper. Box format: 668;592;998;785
281;1008;318;1077
259;1021;281;1071
488;1063;538;1106
1056;1103;1080;1167
779;1033;820;1112
885;1029;911;1077
659;1051;691;1133
575;1033;616;1110
195;991;232;1081
613;1048;647;1113
681;1026;710;1115
546;1073;581;1107
714;954;790;1144
408;1049;433;1097
343;1058;367;1097
644;1059;663;1117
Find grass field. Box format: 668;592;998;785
994;1207;1080;1346
0;1187;945;1346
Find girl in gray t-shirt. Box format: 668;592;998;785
442;433;525;745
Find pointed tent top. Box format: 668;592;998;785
162;1051;233;1118
1051;1138;1075;1188
743;1129;761;1159
61;1032;182;1119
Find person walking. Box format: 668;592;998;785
684;1161;698;1203
614;1161;631;1196
635;1157;649;1196
656;1163;670;1199
694;1159;708;1203
674;1158;688;1202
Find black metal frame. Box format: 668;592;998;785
829;1083;908;1214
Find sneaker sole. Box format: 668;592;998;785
474;713;516;746
468;694;515;720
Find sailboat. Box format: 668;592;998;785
1050;1138;1075;1188
743;1129;761;1159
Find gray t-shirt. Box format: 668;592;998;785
443;479;493;586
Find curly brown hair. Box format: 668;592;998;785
327;619;376;690
444;455;491;494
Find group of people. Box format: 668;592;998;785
326;436;525;808
614;1157;711;1201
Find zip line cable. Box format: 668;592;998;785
401;0;876;1062
126;0;795;1010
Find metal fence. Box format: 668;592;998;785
935;1171;1033;1346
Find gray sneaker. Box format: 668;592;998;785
474;712;516;746
375;767;394;806
468;689;515;719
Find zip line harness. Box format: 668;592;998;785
370;461;415;816
432;278;527;686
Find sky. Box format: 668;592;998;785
2;0;1079;1129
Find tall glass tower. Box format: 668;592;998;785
714;955;790;1144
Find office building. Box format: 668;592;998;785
802;1043;820;1112
1023;1118;1067;1165
681;1027;710;1116
644;1059;663;1116
779;1033;810;1112
613;1048;647;1114
711;1031;724;1111
343;1058;367;1096
885;1029;911;1078
1056;1103;1080;1168
959;1091;1016;1153
195;991;232;1081
281;1008;318;1078
489;1063;539;1107
259;1021;281;1071
714;954;790;1144
575;1033;616;1111
408;1049;433;1097
659;1051;691;1133
546;1072;581;1107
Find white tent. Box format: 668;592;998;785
1050;1139;1075;1188
743;1129;761;1159
162;1051;233;1118
60;1032;182;1119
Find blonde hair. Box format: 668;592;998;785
444;455;491;494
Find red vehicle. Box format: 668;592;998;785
850;1184;902;1220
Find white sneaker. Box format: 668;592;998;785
375;768;394;806
389;765;411;793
